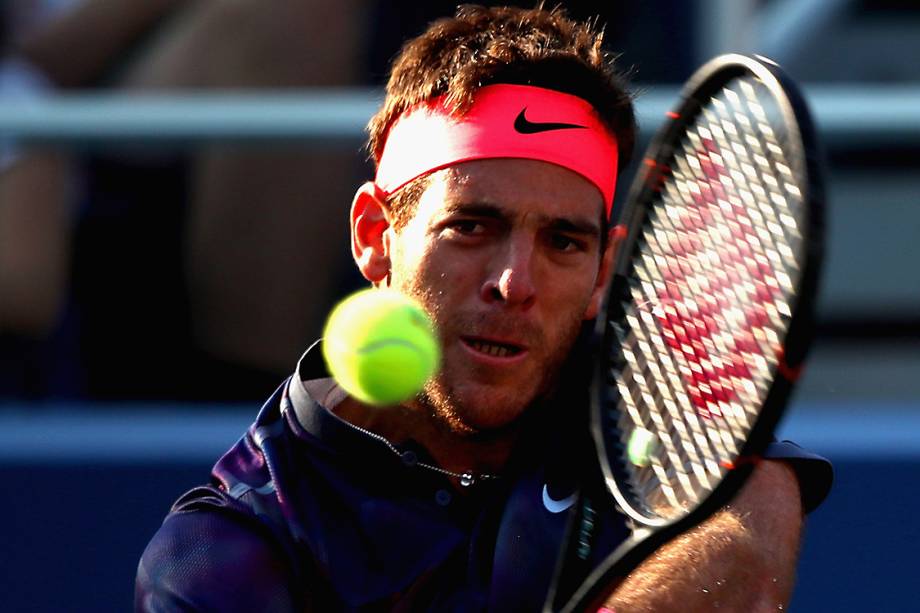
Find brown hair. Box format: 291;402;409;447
367;3;636;227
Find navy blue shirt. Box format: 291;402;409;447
136;341;832;611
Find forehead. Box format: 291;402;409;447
417;159;605;226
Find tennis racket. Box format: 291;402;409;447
544;54;825;612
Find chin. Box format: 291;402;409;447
463;405;525;432
425;380;536;434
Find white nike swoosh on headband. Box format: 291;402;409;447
542;484;578;514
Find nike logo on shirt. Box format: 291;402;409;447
514;108;587;134
542;484;578;513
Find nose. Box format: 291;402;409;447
480;237;537;309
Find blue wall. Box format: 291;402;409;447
0;463;204;612
793;459;920;612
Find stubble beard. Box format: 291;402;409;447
396;278;585;438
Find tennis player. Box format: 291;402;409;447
136;6;831;611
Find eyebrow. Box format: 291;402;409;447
548;216;602;238
444;202;507;220
445;202;602;237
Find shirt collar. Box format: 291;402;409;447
285;340;398;461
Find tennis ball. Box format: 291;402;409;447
627;427;657;467
322;288;440;406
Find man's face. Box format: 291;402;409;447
383;158;613;434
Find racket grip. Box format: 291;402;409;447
545;495;620;613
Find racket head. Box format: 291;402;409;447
593;53;825;531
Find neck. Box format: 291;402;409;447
332;395;521;485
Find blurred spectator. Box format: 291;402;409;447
1;0;363;401
132;0;365;398
0;0;87;397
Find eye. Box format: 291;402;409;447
548;232;586;253
443;218;495;240
449;219;484;235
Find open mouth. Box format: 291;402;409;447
462;337;525;358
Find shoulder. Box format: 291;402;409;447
135;507;299;612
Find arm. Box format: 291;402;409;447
12;0;190;88
0;151;72;336
0;0;190;335
136;510;299;612
602;459;803;613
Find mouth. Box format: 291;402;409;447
461;336;526;359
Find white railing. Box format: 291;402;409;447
1;85;918;148
0;401;916;461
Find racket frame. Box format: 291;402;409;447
545;53;825;612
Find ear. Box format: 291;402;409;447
351;182;391;284
583;223;627;321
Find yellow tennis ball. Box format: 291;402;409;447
322;288;441;406
627;427;657;467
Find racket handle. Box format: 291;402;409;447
544;496;609;612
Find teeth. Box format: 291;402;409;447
469;340;518;357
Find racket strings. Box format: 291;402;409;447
623;193;762;513
608;75;807;522
612;309;719;512
717;86;802;263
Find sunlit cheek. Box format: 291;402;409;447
388;228;430;282
389;252;454;334
413;242;474;297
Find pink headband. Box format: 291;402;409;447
374;84;620;217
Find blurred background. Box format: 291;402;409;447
0;0;917;610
